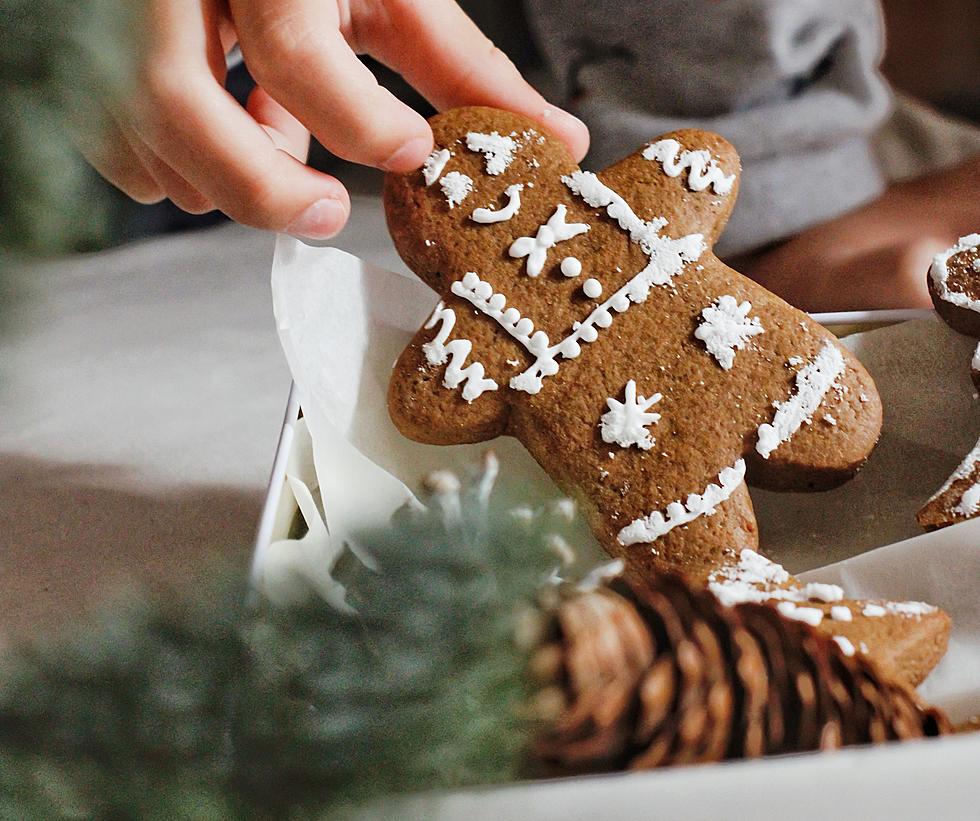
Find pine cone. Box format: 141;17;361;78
530;574;949;774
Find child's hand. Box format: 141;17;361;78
739;154;980;312
80;0;589;239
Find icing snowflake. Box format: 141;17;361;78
466;131;517;175
694;295;764;370
509;204;590;277
440;171;472;209
600;379;662;450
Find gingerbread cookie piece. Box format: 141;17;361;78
918;435;980;530
385;106;882;587
928;234;980;337
707;549;949;687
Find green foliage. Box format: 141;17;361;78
0;462;562;818
0;0;139;257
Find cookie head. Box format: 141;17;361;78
385;106;882;586
928;234;980;337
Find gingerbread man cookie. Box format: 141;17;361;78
927;233;980;338
385;107;883;586
920;234;980;529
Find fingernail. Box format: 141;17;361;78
543;104;587;132
286;198;348;240
383;136;433;172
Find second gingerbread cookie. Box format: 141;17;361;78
385;107;883;585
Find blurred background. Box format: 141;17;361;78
33;0;980;251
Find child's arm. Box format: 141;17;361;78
737;153;980;312
79;0;589;240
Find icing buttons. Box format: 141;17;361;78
582;278;603;299
560;256;582;277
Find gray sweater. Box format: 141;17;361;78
523;0;892;255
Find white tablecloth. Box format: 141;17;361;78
0;193;402;639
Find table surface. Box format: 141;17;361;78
0;191;403;640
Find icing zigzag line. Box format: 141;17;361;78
642;138;735;195
422;301;498;402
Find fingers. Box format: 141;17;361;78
230;0;434;171
361;0;590;162
246;86;310;163
74;113;164;205
113;117;215;214
130;62;350;237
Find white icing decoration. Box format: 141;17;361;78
756;342;845;459
492;174;705;395
449;170;706;397
560;256;582;277
694;295;764;370
708;548;843;608
776;601;823;627
508;204;590;277
973;342;980;372
955;485;980;517
471;183;523;224
421;300;498;401
466;131;517;175
862;603;886;617
974;259;980;273
833;636;856;657
562;170;705;291
642;138;735;195
830;605;853;622
422;148;450;186
884;601;937;617
618;459;745;545
926;434;980;518
599;379;662;450
929;234;980;312
440;171;472;209
582;278;602;299
802;582;844;603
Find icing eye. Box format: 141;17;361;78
560;256;582;277
583;278;603;299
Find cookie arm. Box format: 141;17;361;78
745;344;883;491
387;311;511;446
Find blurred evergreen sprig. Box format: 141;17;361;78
0;460;565;818
0;0;140;257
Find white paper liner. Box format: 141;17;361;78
270;237;980;718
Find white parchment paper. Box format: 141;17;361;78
271;238;979;718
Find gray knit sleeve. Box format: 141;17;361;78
523;0;892;255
